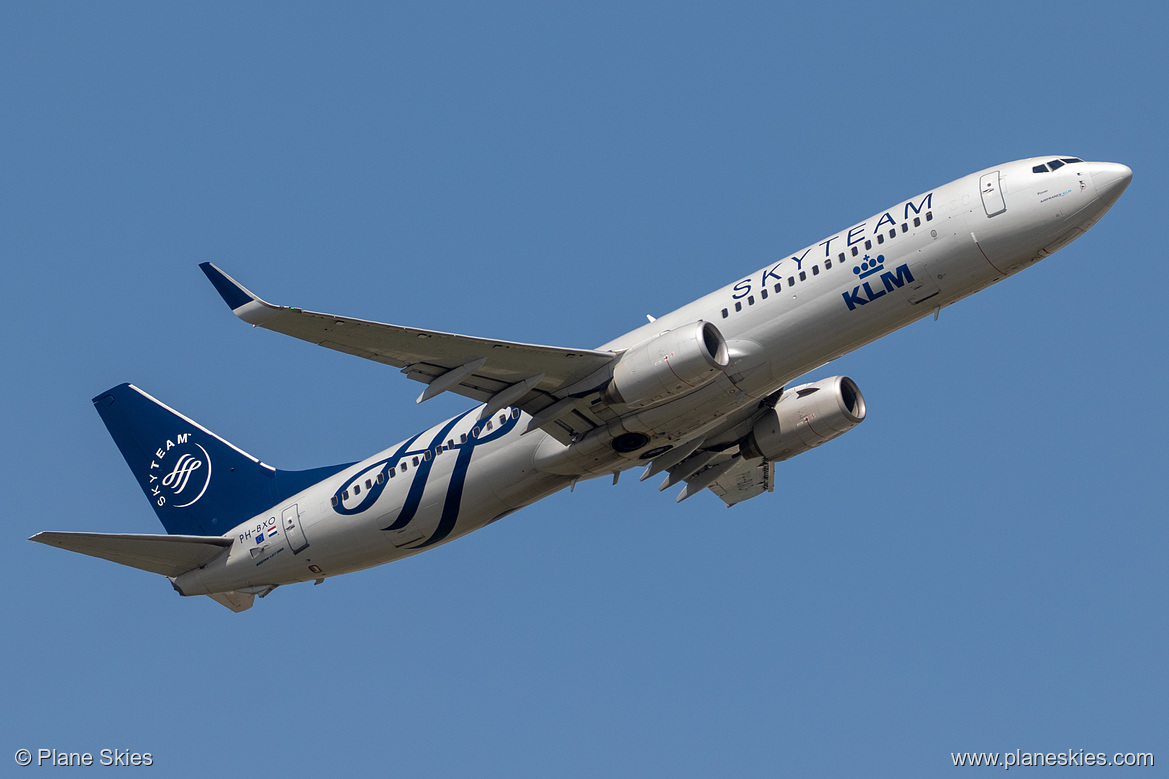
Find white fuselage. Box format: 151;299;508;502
175;157;1128;596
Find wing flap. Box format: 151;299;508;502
646;440;774;506
706;458;774;506
30;531;232;577
207;590;255;613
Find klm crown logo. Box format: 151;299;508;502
853;254;886;280
842;254;916;311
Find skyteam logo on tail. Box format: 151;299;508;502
145;433;212;508
842;255;916;311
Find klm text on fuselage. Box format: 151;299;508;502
840;261;914;310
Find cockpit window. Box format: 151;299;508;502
1033;158;1082;174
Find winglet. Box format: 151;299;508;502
199;263;282;325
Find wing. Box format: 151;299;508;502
30;531;232;577
200;263;620;443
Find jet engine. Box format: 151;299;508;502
740;376;866;461
601;321;730;409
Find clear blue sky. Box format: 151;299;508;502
3;2;1165;776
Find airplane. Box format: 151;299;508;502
31;156;1131;612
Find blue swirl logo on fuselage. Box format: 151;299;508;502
331;407;520;549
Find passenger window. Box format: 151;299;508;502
424;451;432;461
331;496;339;507
343;490;349;500
838;252;845;262
400;462;407;473
448;439;455;448
901;223;908;233
889;229;896;239
486;421;493;431
499;414;507;425
511;408;520;419
365;479;372;489
747;295;755;305
377;473;385;485
760;288;768;299
721;308;728;318
788;276;795;285
825;259;832;269
472;427;480;438
864;240;872;250
877;234;884;244
773;283;782;293
799;271;806;281
388;470;395;479
734;301;742;312
412;456;419;466
913;217;921;227
851;246;859;256
460;433;467;443
812;265;820;275
925;211;933;221
354;484;361;495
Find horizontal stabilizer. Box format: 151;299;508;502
30;531;232;577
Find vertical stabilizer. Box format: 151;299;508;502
93;384;350;536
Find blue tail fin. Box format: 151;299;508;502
94;384;350;536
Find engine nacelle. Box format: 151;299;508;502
601;321;730;409
740;376;866;461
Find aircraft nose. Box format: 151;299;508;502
1091;162;1132;207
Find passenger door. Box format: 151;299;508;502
979;171;1006;217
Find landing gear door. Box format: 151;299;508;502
980;171;1006;217
282;504;309;554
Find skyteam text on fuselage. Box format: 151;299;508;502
32;157;1132;612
